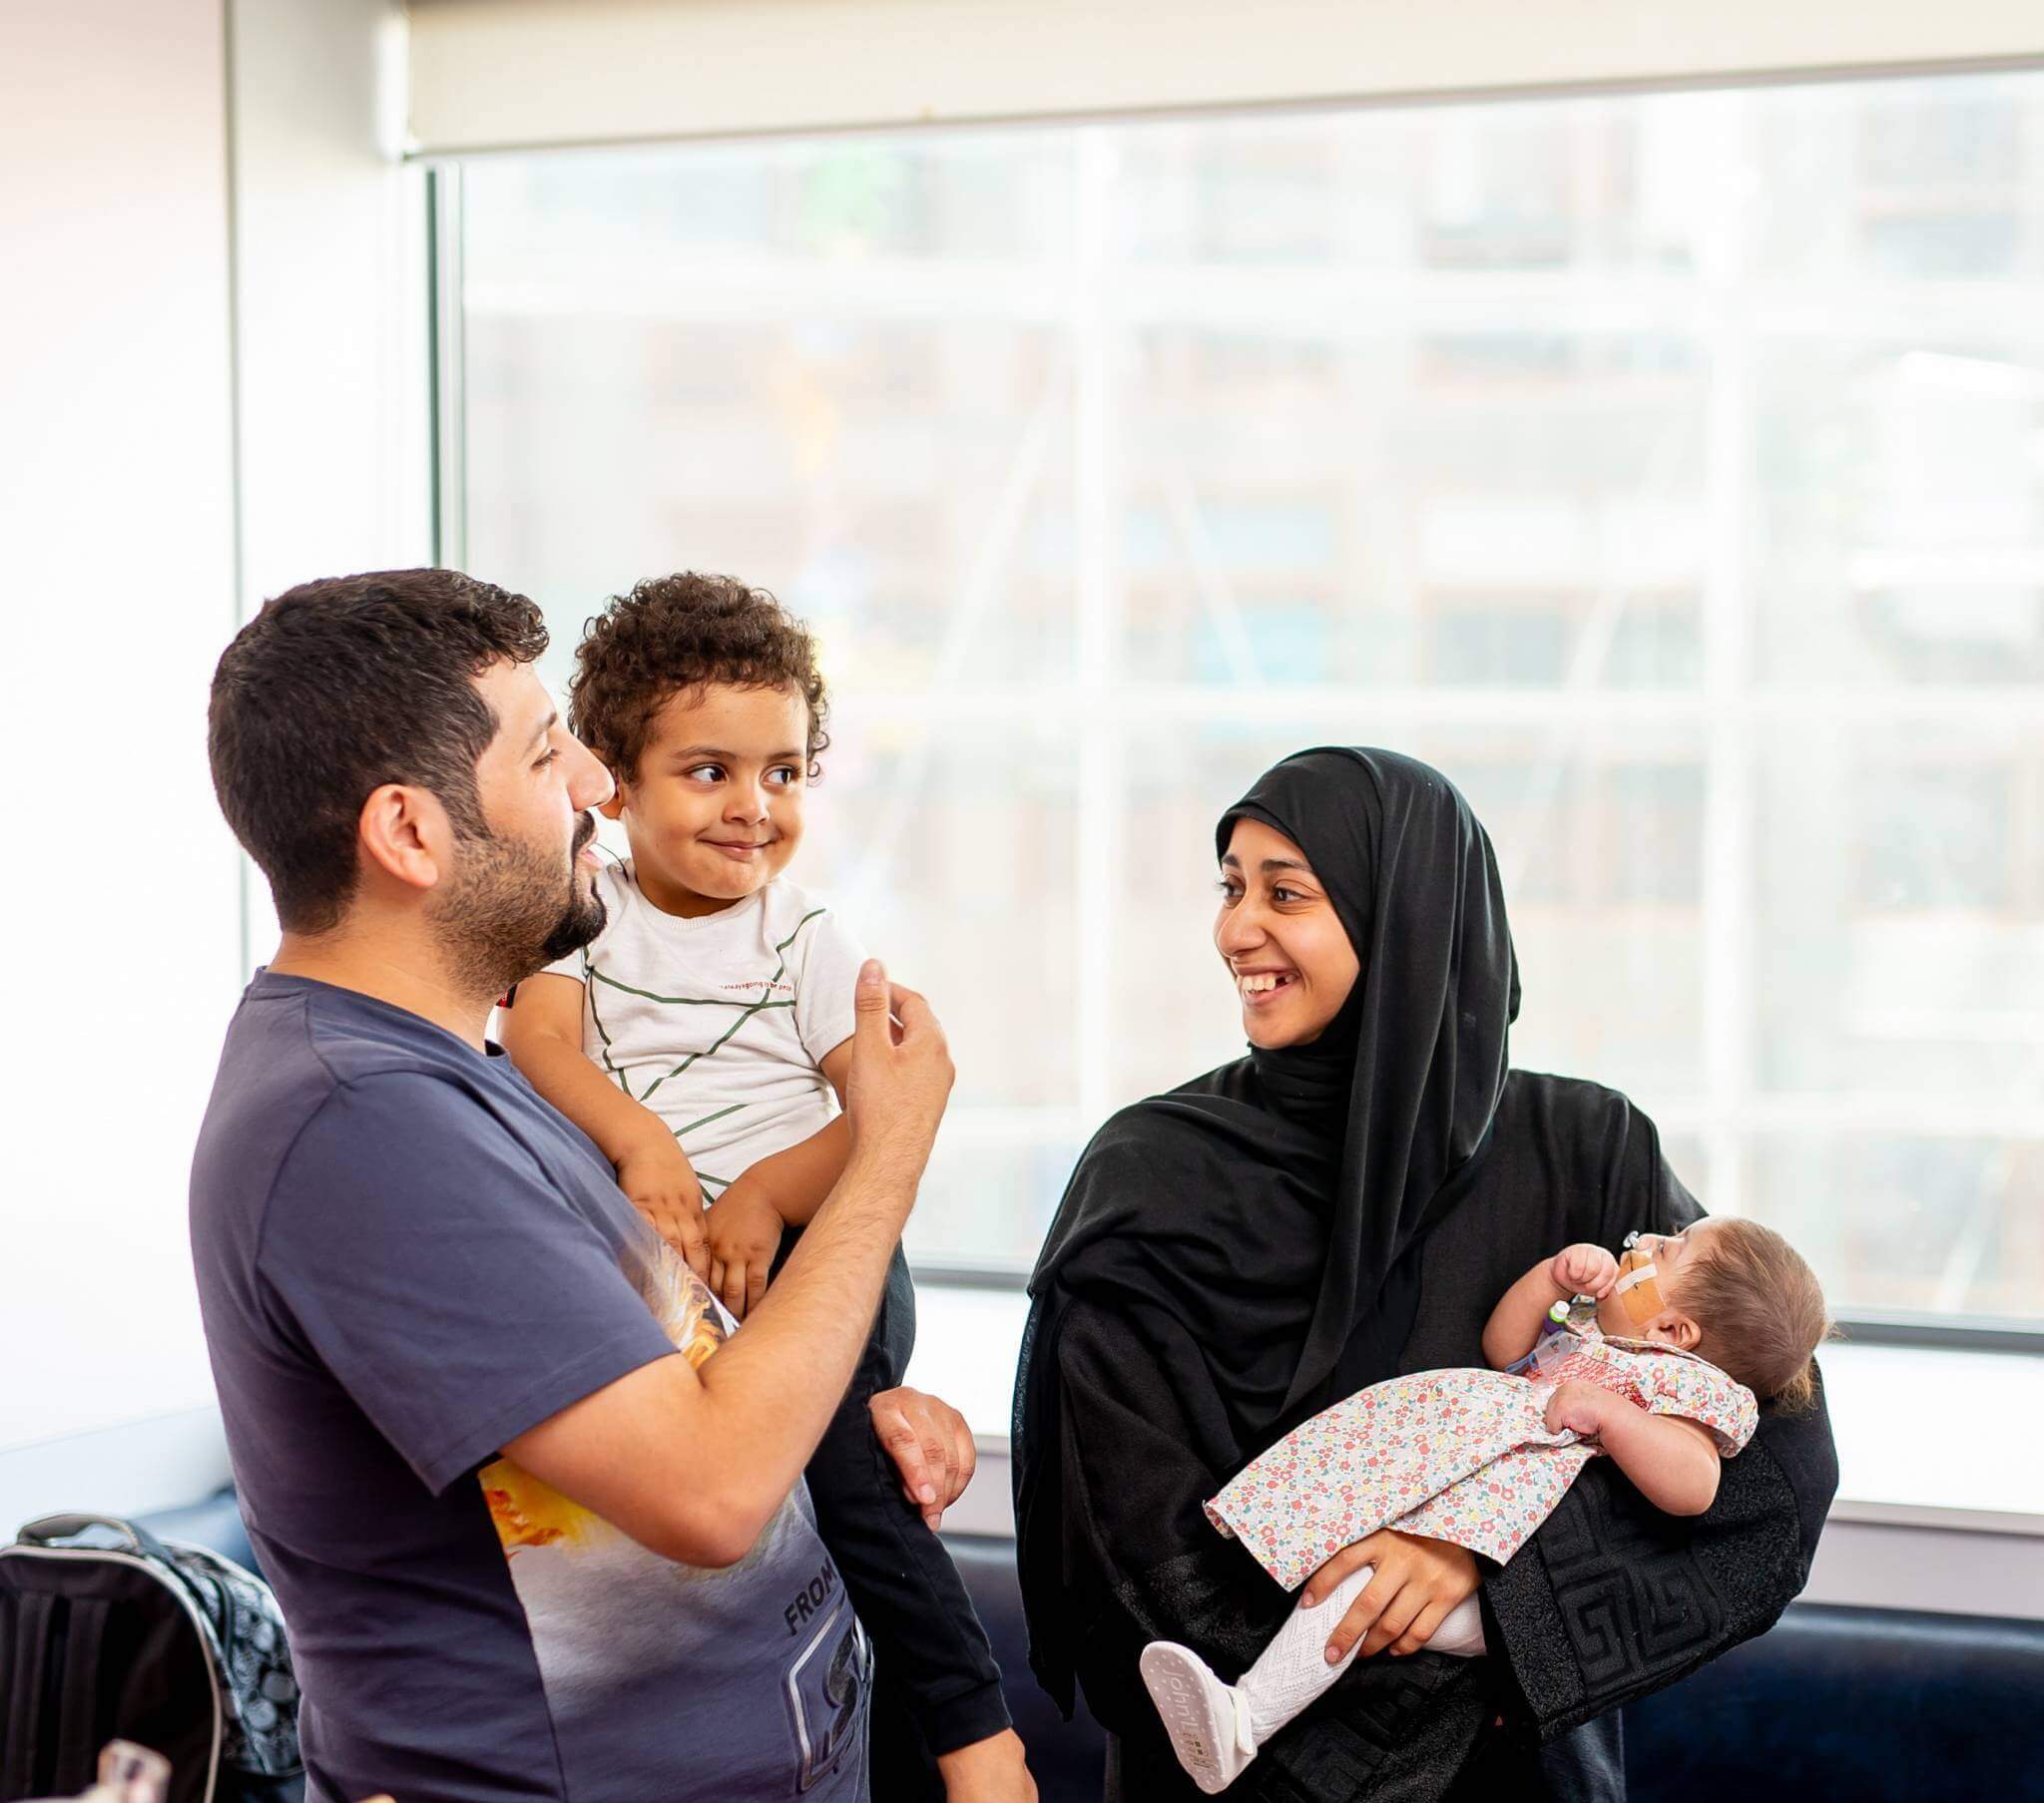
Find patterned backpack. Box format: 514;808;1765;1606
0;1515;301;1803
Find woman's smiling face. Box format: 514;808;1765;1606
1215;817;1361;1048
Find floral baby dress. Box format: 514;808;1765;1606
1205;1325;1759;1590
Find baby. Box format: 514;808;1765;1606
1140;1215;1829;1794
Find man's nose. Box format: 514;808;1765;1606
565;738;613;812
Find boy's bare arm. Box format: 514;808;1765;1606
729;1116;850;1227
702;1040;854;1320
1543;1382;1722;1515
500;973;710;1276
500;974;663;1160
733;1039;855;1227
1481;1242;1621;1369
505;965;954;1569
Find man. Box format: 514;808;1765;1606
193;569;1013;1802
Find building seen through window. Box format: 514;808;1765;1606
452;72;2044;1329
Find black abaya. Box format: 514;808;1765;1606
1011;750;1838;1800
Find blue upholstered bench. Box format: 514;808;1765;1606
137;1498;2044;1802
936;1534;2044;1803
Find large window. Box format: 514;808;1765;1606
443;71;2044;1332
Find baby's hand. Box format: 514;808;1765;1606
1550;1242;1620;1299
617;1137;710;1280
705;1178;787;1323
1543;1379;1611;1440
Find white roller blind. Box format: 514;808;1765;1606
408;0;2044;155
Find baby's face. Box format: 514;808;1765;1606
1594;1219;1721;1342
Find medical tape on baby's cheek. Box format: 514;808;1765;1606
1613;1257;1665;1324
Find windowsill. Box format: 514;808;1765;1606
904;1284;2044;1532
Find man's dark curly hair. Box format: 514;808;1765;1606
569;572;829;783
209;568;549;933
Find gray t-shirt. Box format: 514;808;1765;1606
190;971;869;1803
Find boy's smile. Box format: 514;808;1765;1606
606;681;811;918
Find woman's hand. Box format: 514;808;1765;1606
1550;1241;1619;1298
1301;1528;1481;1660
870;1386;977;1531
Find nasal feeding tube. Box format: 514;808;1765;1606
1503;1299;1575;1379
1611;1228;1669;1327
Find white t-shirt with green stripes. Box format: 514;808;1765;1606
541;864;866;1198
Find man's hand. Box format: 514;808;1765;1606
1301;1529;1482;1660
842;960;953;1186
870;1386;975;1531
705;1177;785;1321
1543;1378;1611;1440
935;1728;1037;1803
1550;1241;1619;1299
617;1137;710;1280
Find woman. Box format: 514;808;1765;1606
1012;748;1838;1801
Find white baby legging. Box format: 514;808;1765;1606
1140;1563;1487;1794
1241;1562;1485;1740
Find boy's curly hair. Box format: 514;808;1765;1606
568;573;829;782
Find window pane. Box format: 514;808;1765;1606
1747;1133;2043;1320
1755;726;2044;1102
457;72;2044;1329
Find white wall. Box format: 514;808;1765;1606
0;0;422;1530
0;0;243;1479
230;0;426;615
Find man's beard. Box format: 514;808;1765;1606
428;813;608;1002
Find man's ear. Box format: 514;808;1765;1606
357;782;450;895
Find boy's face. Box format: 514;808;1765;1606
610;681;810;916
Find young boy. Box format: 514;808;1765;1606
500;573;1024;1801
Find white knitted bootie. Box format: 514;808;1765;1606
1140;1639;1258;1794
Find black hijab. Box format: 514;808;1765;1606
1028;745;1519;1421
1014;747;1520;1712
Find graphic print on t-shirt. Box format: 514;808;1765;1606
477;1219;869;1794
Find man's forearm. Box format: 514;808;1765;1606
691;1143;919;1527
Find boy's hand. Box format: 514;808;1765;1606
616;1137;710;1281
1550;1241;1620;1299
1544;1378;1611;1440
935;1728;1037;1803
704;1177;785;1321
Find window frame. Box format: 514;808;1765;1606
421;85;2044;1358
